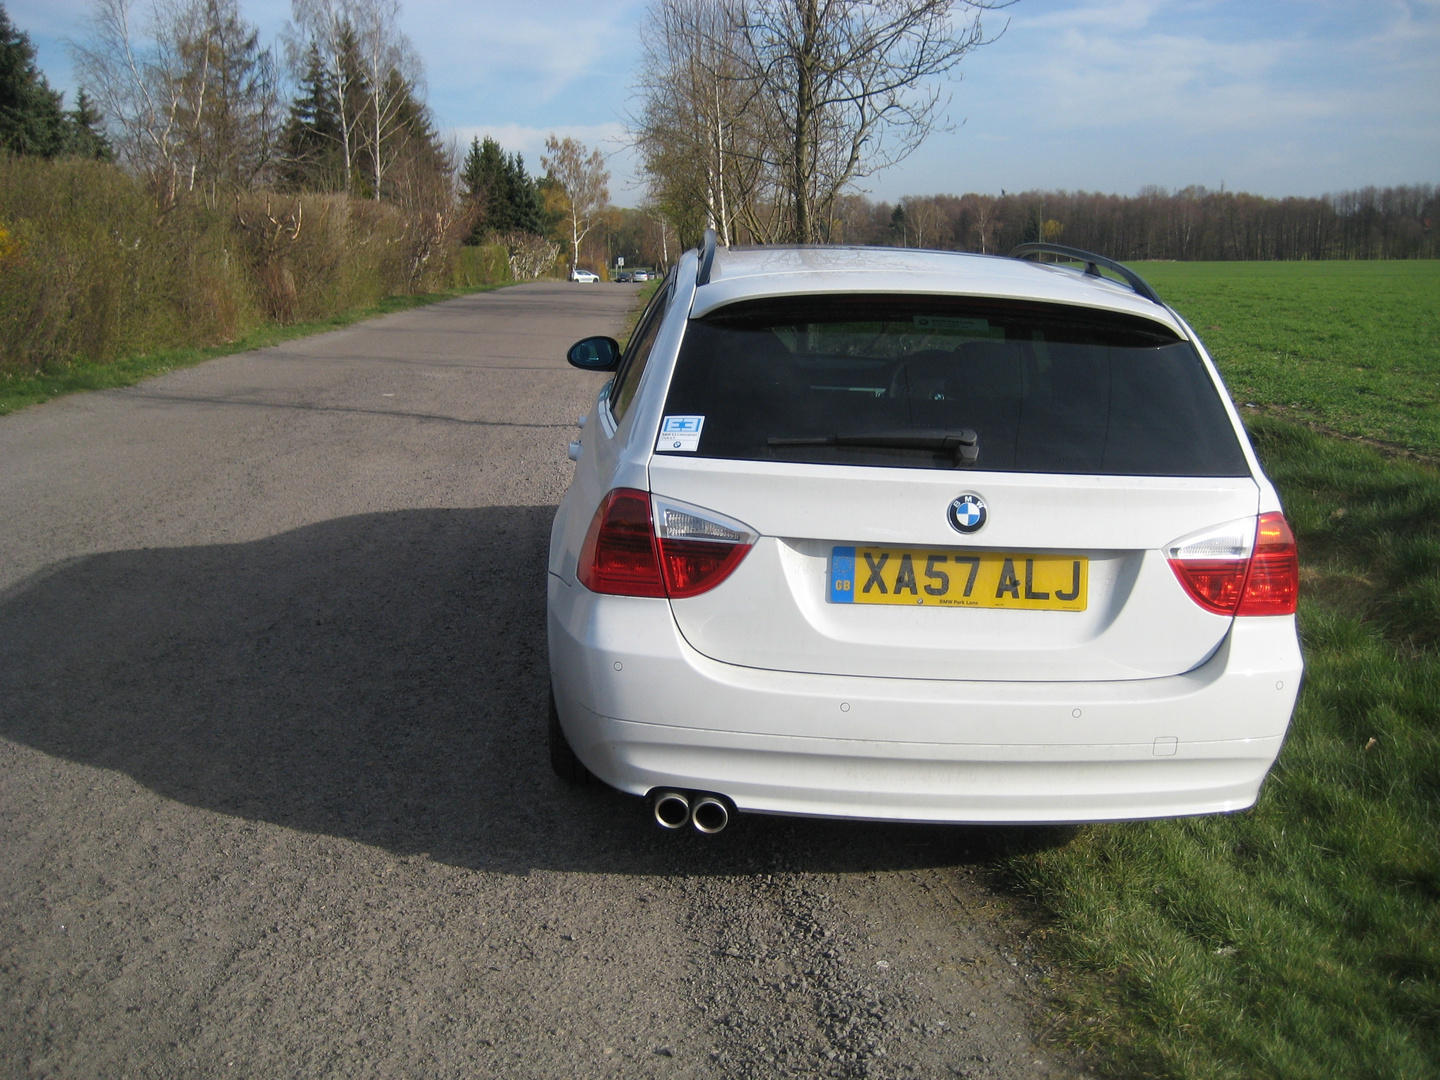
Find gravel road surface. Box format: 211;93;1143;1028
0;283;1084;1079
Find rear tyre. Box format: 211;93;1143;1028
548;689;591;785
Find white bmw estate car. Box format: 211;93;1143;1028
548;237;1302;834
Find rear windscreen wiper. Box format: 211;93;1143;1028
767;428;979;467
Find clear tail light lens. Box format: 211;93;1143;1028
577;490;756;598
1167;512;1298;617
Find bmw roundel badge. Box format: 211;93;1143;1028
948;493;987;534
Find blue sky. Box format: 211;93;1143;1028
9;0;1438;206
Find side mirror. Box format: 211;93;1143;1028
567;336;621;371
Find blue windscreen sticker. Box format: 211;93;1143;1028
657;414;704;452
830;546;856;603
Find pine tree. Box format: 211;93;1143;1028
460;136;487;201
461;136;542;243
504;152;542;235
462;135;505;242
0;3;69;157
1020;205;1044;245
64;89;112;160
279;42;343;190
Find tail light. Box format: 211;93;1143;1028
1167;512;1298;617
577;489;756;598
1236;512;1300;615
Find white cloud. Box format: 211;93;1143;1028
988;16;1335;133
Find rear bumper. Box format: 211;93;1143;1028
547;574;1303;824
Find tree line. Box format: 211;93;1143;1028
837;184;1439;261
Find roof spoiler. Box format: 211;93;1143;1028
696;228;718;286
1010;243;1164;306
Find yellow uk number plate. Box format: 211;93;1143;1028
829;546;1087;611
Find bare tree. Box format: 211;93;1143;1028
72;0;181;196
350;0;419;200
73;0;281;204
735;0;1007;242
634;0;782;245
635;0;1009;245
542;135;610;274
897;194;949;248
970;195;995;253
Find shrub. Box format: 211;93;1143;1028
1;156;484;376
449;242;511;289
0;156;254;375
230;193;422;323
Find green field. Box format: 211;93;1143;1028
1137;260;1440;458
1003;262;1440;1079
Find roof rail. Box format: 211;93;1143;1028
696;228;718;286
1009;242;1163;306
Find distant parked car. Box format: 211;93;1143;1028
570;268;599;283
632;270;650;282
614;271;634;283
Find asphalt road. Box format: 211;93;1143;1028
0;283;1084;1079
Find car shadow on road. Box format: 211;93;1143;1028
0;507;1070;877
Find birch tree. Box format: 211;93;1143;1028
542;135;610;274
287;0;423;200
634;0;775;245
74;0;281;203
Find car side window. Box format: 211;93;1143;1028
608;273;675;425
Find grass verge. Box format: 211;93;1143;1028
0;284;511;417
619;278;664;348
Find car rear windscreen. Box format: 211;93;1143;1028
661;295;1250;476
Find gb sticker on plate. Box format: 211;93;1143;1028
656;415;704;452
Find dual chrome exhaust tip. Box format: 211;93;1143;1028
652;789;732;834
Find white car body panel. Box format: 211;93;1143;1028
548;573;1302;822
649;456;1260;680
547;243;1304;823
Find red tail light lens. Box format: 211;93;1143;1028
653;496;757;598
1236;512;1299;616
1168;512;1298;617
659;539;750;598
1170;558;1250;614
577;489;665;596
577;490;756;598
